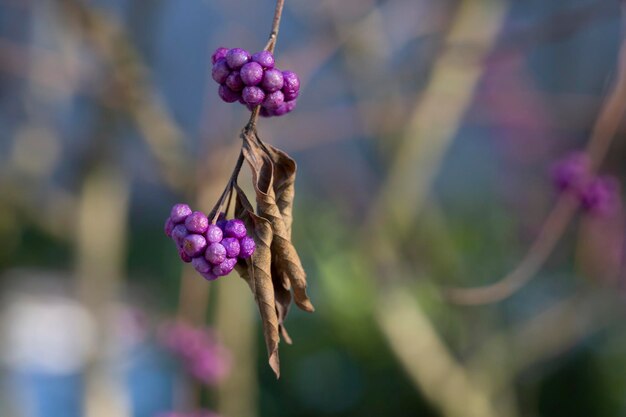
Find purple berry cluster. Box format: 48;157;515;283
211;47;300;117
159;321;231;385
164;203;256;281
550;152;621;215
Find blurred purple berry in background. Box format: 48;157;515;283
211;47;228;65
170;204;192;224
581;176;620;215
226;48;250;69
551;151;590;192
252;50;275;69
211;59;230;84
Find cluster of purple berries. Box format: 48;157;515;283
551;152;620;215
159;321;231;385
211;47;300;117
164;203;256;281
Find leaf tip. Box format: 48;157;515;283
269;351;280;379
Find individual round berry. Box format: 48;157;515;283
283;88;299;102
205;242;227;265
218;85;240;103
259;107;273;118
200;271;219;281
224;219;247;239
282;70;300;93
211;47;229;65
182;234;207;257
273;99;297;116
240;62;264;86
212;257;237;277
262;90;284;110
164;217;175;237
252;50;275;69
221;237;240;258
211;59;230;84
216;213;227;231
239;236;256;259
178;247;192;263
171;224;189;247
192;256;211;274
226;48;250;70
225;71;244;91
262;68;284;92
185;211;209;234
206;224;223;244
170;203;192;224
242;86;265;106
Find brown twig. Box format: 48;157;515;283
444;36;626;305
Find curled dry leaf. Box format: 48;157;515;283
234;185;281;378
242;131;315;313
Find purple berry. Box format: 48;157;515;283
212;257;237;277
216;216;227;230
178;247;192;263
261;68;284;92
283;88;299;102
242;86;265;106
164;217;175;237
581;176;619;215
192;257;211;274
218;84;240;103
211;47;229;65
185;211;209;234
239;236;256;259
221;237;240;258
252;50;275;69
240;62;264;86
225;71;244;91
170;203;192;224
206;224;223;243
226;48;250;70
259;107;273;118
551;152;590;192
182;234;207;257
273;99;297;116
200;271;219;281
262;90;284;110
171;224;189;247
224;219;247;239
205;242;227;265
211;59;230;84
282;70;300;93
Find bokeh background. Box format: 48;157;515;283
2;0;626;416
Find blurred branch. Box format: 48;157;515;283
444;36;626;305
56;0;191;191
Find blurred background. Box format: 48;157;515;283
1;0;626;416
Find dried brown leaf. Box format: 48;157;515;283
233;185;281;378
272;265;293;344
242;132;315;313
265;144;296;236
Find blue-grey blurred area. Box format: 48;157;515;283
1;1;626;417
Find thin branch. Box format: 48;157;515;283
444;37;626;305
